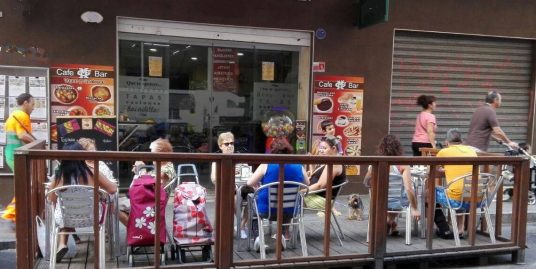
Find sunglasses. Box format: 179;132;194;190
222;142;234;147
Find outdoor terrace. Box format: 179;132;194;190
16;140;530;269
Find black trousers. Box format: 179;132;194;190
412;142;433;156
434;204;451;234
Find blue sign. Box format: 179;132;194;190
315;28;327;40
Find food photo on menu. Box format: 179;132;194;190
54;84;79;104
93;105;113;116
343;124;361;138
345;141;361;157
91;85;112;102
337;92;363;114
313;96;334;113
335;115;349;127
68;106;87;116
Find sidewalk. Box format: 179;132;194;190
0;219;15;251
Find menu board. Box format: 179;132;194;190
56;117;117;150
56;116;118;177
0;76;5;93
50;65;115;121
50;64;115;144
212;47;239;93
295;120;307;154
8;76;26;96
312;75;364;175
0;66;49;175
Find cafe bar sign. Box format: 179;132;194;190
49;64;115;145
312;75;364;175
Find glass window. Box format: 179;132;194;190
118;37;304;188
119;40;141;77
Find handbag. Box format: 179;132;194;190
36;216;77;260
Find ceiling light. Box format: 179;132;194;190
172;50;180;55
190;57;198;61
149;48;157;52
237;52;244;56
80;11;103;24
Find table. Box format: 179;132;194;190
234;164;253;239
411;165;428;239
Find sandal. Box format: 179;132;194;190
389;222;400;236
56;247;68;263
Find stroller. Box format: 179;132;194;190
125;173;169;266
500;142;536;205
173;176;214;263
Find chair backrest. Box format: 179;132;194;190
47;185;108;228
484;172;502;205
387;166;405;202
450;173;494;204
331;180;348;201
177;163;199;184
254;181;309;220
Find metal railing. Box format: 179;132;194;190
14;140;530;268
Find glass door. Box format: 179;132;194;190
167;43;212;153
118;36;303;187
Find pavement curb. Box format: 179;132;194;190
0;220;15;251
0;241;15;251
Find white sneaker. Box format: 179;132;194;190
240;229;248;239
254;236;260;252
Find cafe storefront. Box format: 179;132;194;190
116;18;312;186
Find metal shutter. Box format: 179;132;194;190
390;31;533;154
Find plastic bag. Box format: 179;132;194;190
36;216;77;260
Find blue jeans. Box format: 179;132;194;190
435;187;483;211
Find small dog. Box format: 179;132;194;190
347;193;364;221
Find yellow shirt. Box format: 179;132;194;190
436;144;477;200
5;110;32;147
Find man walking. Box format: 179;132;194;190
465;91;517;151
1;93;35;222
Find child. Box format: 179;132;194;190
312;120;343;156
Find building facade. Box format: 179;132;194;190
1;0;535;196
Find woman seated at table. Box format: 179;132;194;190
364;134;420;235
118;138;176;226
247;138;309;243
49;141;117;262
210;132;236;184
304;136;345;215
210;132;254;239
78;137;116;183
